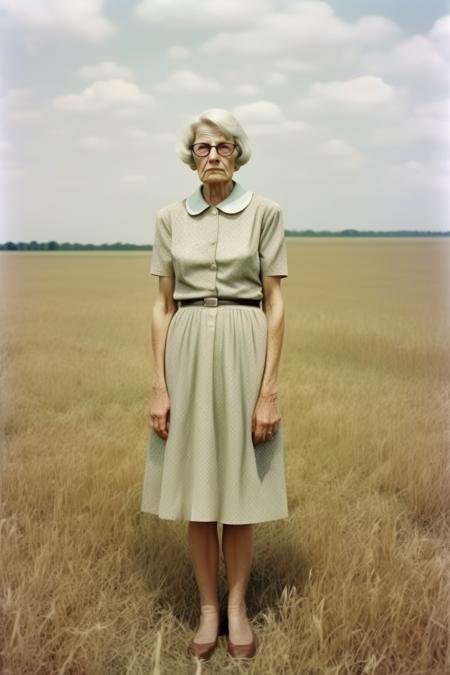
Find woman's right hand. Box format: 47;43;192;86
149;385;171;440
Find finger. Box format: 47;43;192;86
163;415;169;434
153;415;164;435
254;419;265;445
160;413;170;439
252;432;261;446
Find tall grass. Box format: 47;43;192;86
1;241;449;674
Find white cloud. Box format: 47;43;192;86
319;138;356;156
235;83;261;97
124;129;175;144
153;131;176;143
2;86;33;106
78;61;134;81
1;165;27;180
368;97;450;148
154;69;221;93
436;158;450;177
48;127;74;137
56;176;87;187
406;97;450;145
415;97;450;123
318;138;365;167
124;127;176;146
234;100;285;123
0;0;115;40
126;127;152;142
429;15;450;60
133;0;271;28
299;75;396;109
264;71;288;86
114;107;149;118
350;14;403;46
385;159;448;193
232;100;309;136
166;46;191;60
199;2;400;56
52;79;153;113
362;34;448;90
79;135;111;150
274;57;315;73
2;3;448;234
1;87;42;123
8;109;43;123
403;160;422;171
123;173;146;184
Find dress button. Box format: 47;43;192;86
210;262;217;270
210;240;216;245
211;208;218;215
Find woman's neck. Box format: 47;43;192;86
202;180;235;206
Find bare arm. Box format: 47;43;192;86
149;276;177;439
252;276;286;444
259;276;285;395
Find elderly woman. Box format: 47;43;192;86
140;108;289;661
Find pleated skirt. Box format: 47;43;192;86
140;304;289;524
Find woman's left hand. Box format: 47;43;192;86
252;392;281;444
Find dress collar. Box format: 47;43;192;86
185;180;253;215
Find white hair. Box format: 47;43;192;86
176;108;252;170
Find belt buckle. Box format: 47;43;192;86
204;296;218;307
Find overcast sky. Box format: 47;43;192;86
0;0;449;243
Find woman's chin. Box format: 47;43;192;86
203;174;232;184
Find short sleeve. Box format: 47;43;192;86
150;208;175;277
259;205;288;278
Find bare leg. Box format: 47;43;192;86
187;521;220;644
222;523;254;644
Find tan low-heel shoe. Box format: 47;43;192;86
188;634;219;660
227;628;257;658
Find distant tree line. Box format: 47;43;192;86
0;230;449;251
285;229;450;237
0;241;152;251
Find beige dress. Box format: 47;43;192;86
140;180;289;524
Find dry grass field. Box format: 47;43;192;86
1;238;449;675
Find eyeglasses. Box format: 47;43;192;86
191;142;238;157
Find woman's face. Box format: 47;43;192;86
191;122;240;185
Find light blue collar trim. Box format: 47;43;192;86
185;181;253;215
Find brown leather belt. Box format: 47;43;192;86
178;297;261;308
